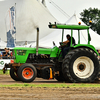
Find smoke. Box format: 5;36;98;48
0;0;58;41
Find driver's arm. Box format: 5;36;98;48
60;40;69;47
63;40;69;44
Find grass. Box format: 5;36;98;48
0;70;9;75
0;83;100;88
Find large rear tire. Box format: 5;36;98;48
62;48;100;83
10;68;20;81
18;64;37;83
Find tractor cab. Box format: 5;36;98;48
48;22;98;55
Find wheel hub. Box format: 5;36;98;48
22;68;34;79
26;72;29;75
77;63;86;72
73;56;94;79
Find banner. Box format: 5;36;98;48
5;5;16;47
0;59;11;69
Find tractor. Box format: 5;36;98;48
3;22;100;83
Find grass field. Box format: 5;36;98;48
0;83;100;88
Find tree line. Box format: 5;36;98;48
80;7;100;35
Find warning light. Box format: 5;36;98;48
89;20;92;24
78;22;81;25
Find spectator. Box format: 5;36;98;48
3;48;10;59
4;48;7;52
10;52;13;58
8;48;10;54
8;48;13;58
3;48;7;56
0;51;2;59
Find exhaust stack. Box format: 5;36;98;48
36;27;39;56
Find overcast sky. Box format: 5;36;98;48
1;0;100;23
44;0;100;23
0;0;100;41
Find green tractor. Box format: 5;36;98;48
3;22;100;83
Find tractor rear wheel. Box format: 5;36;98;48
62;48;100;83
10;68;20;81
18;64;37;82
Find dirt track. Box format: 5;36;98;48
0;75;100;100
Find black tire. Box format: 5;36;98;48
18;64;37;83
62;48;100;83
10;68;20;81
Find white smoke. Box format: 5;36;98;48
0;0;58;41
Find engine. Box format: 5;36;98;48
26;54;51;63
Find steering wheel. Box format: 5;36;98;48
59;42;63;46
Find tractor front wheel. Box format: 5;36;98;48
18;64;37;82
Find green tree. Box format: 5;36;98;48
80;7;100;35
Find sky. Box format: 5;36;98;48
0;0;100;41
44;0;100;23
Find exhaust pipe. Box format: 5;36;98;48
36;27;39;56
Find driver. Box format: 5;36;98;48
59;34;75;58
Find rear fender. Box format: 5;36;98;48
73;44;99;56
